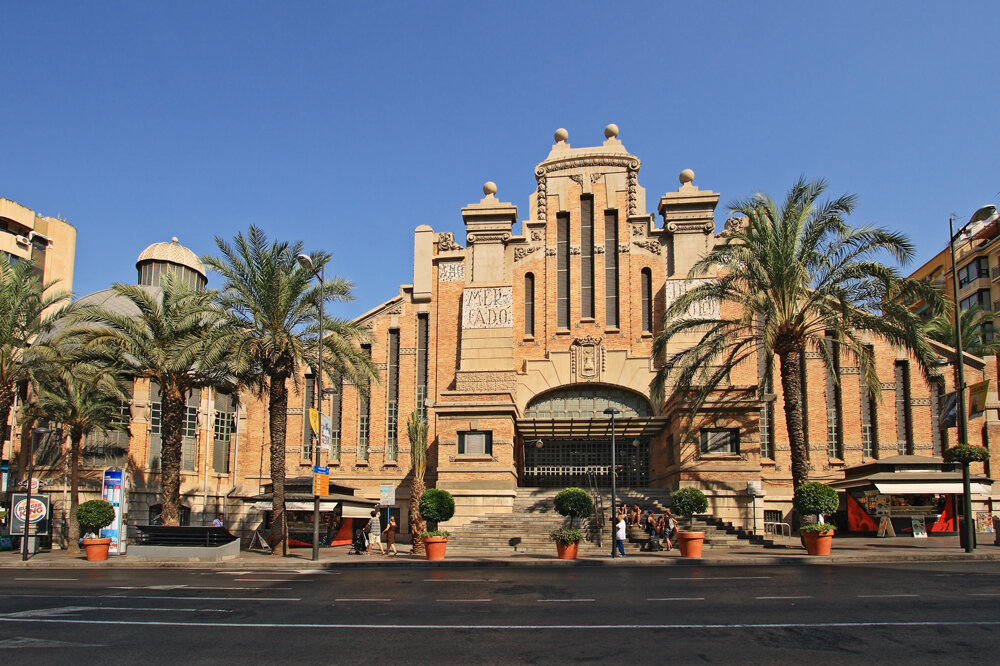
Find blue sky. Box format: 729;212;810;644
4;2;998;317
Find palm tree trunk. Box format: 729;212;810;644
409;477;426;555
69;430;82;553
0;389;13;455
268;364;292;556
159;381;186;526
778;349;810;492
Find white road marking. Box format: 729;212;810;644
0;636;102;648
335;599;392;602
109;585;188;591
647;597;705;601
100;595;300;601
669;576;772;581
423;579;496;582
111;586;291;591
3;619;1000;630
538;599;595;603
755;596;813;600
857;594;919;598
436;599;491;603
218;570;330;576
14;578;77;582
80;607;233;613
242;579;296;582
969;592;1000;596
2;607;92;618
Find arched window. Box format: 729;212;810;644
524;273;535;337
641;268;653;333
525;385;653;419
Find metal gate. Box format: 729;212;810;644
522;438;650;488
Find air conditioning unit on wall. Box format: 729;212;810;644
15;235;30;246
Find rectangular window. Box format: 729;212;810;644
302;374;315;461
329;375;341;462
958;257;990;287
825;336;843;459
213;392;235;474
556;213;570;329
757;321;774;460
524;273;535;337
580;196;594;320
895;360;913;455
604;210;619;328
149;383;162;470
358;345;371;461
416;314;429;421
799;353;809;449
458;430;493;456
181;391;199;471
82;399;131;468
959;288;991;311
700;428;740;455
641;269;653;333
930;379;943;456
386;329;400;462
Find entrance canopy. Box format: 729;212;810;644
516;416;669;440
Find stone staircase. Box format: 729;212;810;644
442;487;775;554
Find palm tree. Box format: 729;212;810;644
62;275;232;525
407;409;428;555
924;304;1000;358
653;177;943;492
23;344;129;552
0;257;70;446
203;226;378;555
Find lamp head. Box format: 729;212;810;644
296;253;315;272
533;439;544;449
603;407;621;416
969;204;998;225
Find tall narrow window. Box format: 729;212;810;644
757;335;774;460
149;383;162;470
181;390;199;471
895;360;913;454
861;346;878;459
386;330;400;462
930;379;943;456
556;213;570;329
302;374;315;460
416;314;429;421
605;209;619;328
358;344;371;461
329;374;342;462
799;353;809;450
641;268;653;333
213;392;235;474
580;196;594;320
524;273;535;337
825;335;843;459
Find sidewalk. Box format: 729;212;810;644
3;534;1000;569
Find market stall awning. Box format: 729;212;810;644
252;500;339;512
873;481;993;496
516;416;669;440
829;467;993;497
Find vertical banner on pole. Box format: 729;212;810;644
101;468;125;555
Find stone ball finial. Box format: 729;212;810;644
483;181;497;196
679;169;695;184
554;128;569;142
604;123;619;139
171;236;179;243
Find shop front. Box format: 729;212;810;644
829;455;992;537
249;479;378;547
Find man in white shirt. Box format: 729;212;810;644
212;514;224;529
614;511;627;557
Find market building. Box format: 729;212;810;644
7;127;1000;549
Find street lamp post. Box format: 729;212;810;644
297;253;325;562
603;407;621;557
948;204;997;553
22;427;51;561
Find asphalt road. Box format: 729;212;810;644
2;562;1000;664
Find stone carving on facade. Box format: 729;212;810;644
724;216;748;233
666;221;716;235
437;232;463;252
590;172;603;184
840;366;861;375
545;246;557;256
880;382;897;390
534;169;548;221
593;245;605;254
569;245;582;255
631;224;645;237
530;230;544;241
438;261;465;282
358;298;406;329
911;398;931;406
455;370;517;393
462;286;513;329
632;239;662;255
570;336;604;382
664;279;720;321
514;246;538;262
400;347;416;355
286;407;303;415
627;167;638;215
804;351;824;359
618;243;630;253
467;231;512;245
568;173;586;187
537;155;640;174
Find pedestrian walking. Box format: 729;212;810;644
367;510;384;555
613;512;627;557
664;509;677;551
212;513;224;528
382;516;398;556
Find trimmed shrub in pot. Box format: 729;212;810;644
794;482;839;555
77;500;116;561
552;487;593;559
418;488;455;561
671;488;708;558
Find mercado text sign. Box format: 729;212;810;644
462;286;512;329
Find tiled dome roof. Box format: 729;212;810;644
136;237;205;277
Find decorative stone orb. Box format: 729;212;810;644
483;181;498;196
604;124;619;139
679;169;695;184
554;128;569;142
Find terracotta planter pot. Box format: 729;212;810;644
556;541;579;560
424;536;448;561
801;530;834;556
677;531;705;558
82;537;112;562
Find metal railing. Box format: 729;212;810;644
764;521;791;537
586;469;604;548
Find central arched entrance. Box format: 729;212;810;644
517;385;667;488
